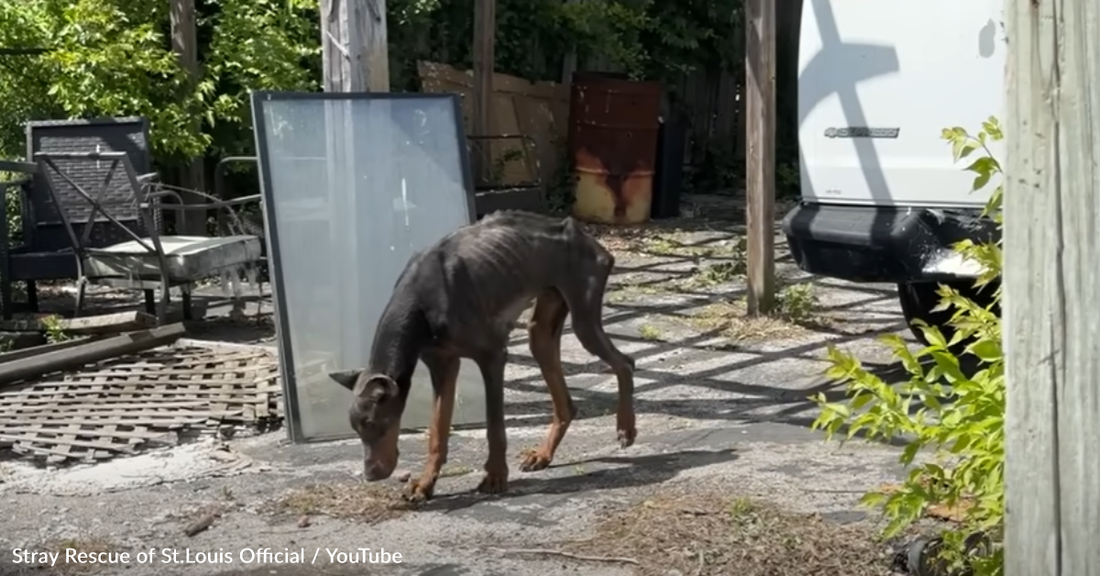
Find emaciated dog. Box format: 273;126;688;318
329;210;636;503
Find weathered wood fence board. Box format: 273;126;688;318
1003;0;1100;574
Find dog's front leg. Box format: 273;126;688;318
405;354;460;503
475;349;509;494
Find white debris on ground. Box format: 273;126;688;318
0;437;263;497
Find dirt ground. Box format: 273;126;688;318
0;195;930;576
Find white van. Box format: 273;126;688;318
781;0;1005;345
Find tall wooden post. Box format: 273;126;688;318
170;0;206;235
1003;0;1100;574
318;0;388;371
472;0;497;184
320;0;389;91
744;0;776;315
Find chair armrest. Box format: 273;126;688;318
145;188;262;211
0;160;37;176
141;185;263;237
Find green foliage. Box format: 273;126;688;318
775;282;818;323
811;117;1006;576
391;0;742;85
1;0;205;159
0;0;320;162
199;0;321;159
777;161;800;197
689;136;741;194
0;0;742;218
41;314;71;344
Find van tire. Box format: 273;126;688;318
897;280;999;353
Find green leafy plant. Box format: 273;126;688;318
42;314;71;344
775;282;818;323
487;147;526;186
811;117;1005;576
638;323;662;340
777;161;800;197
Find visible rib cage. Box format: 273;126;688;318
338;209;636;504
370;210;608;372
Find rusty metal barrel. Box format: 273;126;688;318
568;72;662;225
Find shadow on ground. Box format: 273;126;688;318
415;448;739;514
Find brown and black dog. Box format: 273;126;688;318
329;210;636;503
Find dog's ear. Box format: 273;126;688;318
362;374;399;403
329;369;364;391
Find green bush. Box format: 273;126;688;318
811;117;1005;576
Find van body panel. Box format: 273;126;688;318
797;0;1006;208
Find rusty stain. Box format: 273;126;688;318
568;73;662;224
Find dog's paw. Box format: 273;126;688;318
402;480;434;504
617;427;637;449
476;472;509;494
519;448;551;472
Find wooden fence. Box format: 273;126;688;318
216;1;805;207
572;0;802;190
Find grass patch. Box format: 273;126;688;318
687;259;747;288
558;493;890;576
261;481;411;524
644;234;695;256
637;323;663;341
689;283;827;343
674;236;748;289
605;283;669;303
440;464;474;478
644;234;746;262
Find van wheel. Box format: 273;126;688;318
897;280;999;353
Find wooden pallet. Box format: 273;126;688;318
0;346;283;465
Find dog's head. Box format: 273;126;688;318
329;369;405;481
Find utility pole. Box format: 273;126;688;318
318;0;389;378
320;0;389;91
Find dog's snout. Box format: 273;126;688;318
364;461;395;481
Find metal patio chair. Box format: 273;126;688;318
0;117;159;319
32;150;264;324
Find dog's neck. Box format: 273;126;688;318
367;299;426;387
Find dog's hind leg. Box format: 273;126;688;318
560;256;637;449
520;288;574;472
404;352;460;503
475;348;510;494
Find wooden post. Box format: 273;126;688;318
320;0;389;91
1003;1;1100;575
472;0;497;184
318;0;389;367
169;0;206;235
744;0;776;315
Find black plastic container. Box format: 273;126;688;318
651;107;687;219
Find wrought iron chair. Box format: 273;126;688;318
0;160;37;319
32;151;264;324
0;117;159;319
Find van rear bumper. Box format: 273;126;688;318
780;202;999;284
